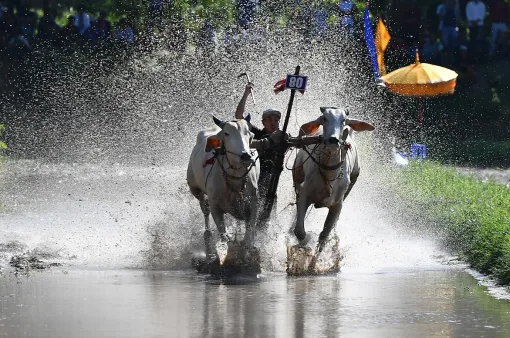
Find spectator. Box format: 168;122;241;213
437;0;460;49
0;2;7;20
6;26;31;61
493;28;509;59
146;0;166;35
427;1;443;36
0;6;17;49
16;5;37;38
454;28;470;64
37;12;60;41
458;43;477;82
114;18;135;44
74;4;91;35
421;32;444;63
465;0;486;48
488;0;509;57
59;15;80;44
311;2;329;39
236;0;256;30
338;0;355;40
94;11;112;41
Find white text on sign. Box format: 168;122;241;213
285;75;308;91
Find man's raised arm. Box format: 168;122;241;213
235;82;254;119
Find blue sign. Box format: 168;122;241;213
285;74;307;91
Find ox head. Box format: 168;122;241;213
206;116;255;167
299;107;375;148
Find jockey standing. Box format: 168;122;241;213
235;82;286;224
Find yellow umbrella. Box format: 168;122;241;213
381;50;458;96
381;50;458;140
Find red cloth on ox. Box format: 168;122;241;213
203;157;215;167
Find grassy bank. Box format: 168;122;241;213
0;124;5;151
389;161;510;285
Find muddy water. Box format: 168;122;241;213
1;157;510;337
1;269;510;338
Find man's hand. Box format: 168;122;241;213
244;82;254;96
269;130;290;153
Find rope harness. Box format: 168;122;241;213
295;139;351;194
205;145;258;194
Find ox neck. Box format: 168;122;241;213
215;152;252;193
320;146;343;171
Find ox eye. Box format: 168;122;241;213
224;132;230;137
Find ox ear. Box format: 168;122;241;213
205;136;222;152
346;118;375;132
299;116;323;136
212;116;225;128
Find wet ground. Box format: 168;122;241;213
1;158;510;337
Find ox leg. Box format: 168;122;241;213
198;194;216;255
294;190;311;245
317;203;342;254
308;203;342;272
243;198;259;248
210;206;229;242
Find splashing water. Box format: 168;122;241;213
0;33;445;273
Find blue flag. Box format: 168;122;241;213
363;7;380;80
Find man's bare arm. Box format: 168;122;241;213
235;82;254;119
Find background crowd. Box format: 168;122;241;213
1;1;509;70
385;0;509;83
0;2;139;63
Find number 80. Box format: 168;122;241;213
288;77;303;89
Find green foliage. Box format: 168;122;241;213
390;161;510;285
0;124;6;151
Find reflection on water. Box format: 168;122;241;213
1;269;510;338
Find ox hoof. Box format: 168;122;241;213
192;252;220;274
298;233;312;247
220;233;232;243
294;228;308;243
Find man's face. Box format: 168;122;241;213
262;115;280;134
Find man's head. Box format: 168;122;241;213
262;108;281;134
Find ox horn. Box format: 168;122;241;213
212;116;226;128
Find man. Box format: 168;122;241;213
235;82;286;224
437;0;460;49
488;0;509;57
73;4;90;35
338;0;355;40
465;0;486;51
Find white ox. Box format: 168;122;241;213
292;107;375;256
187;117;259;256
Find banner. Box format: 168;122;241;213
375;16;391;76
363;7;379;80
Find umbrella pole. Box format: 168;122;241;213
417;97;423;143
